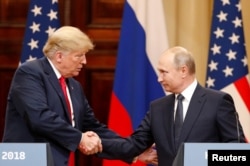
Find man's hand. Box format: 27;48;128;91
78;131;102;155
138;143;158;165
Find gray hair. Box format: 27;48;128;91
172;46;196;74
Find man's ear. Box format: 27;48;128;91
181;65;188;78
55;51;63;63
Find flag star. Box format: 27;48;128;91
226;49;237;61
221;0;230;6
47;9;58;21
222;65;233;77
52;0;58;4
206;0;250;135
217;11;228;22
232;17;242;28
26;55;37;62
29;22;40;33
31;5;42;17
45;26;57;36
27;38;39;50
241;56;248;67
208;60;218;72
206;77;215;88
21;1;60;64
213;27;224;38
210;43;221;55
235;2;241;12
229;33;240;44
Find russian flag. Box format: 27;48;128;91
103;0;168;165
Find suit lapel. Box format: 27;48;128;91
41;57;72;123
162;94;176;151
180;84;206;142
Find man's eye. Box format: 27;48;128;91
76;54;83;58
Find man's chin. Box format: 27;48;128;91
72;71;80;77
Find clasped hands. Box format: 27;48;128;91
77;132;158;165
78;131;102;155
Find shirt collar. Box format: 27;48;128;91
47;58;61;79
178;79;198;102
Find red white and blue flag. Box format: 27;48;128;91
206;0;250;141
20;0;60;64
103;0;168;165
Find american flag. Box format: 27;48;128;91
206;0;250;141
20;0;60;64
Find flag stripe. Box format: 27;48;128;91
222;84;250;142
128;0;169;73
234;76;250;111
108;93;133;136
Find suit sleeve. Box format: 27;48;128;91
97;111;155;162
216;93;246;142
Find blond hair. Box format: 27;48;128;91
43;26;94;58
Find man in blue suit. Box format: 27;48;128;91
99;46;246;166
2;26;108;166
2;26;160;166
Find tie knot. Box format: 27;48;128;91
59;76;67;88
59;76;66;83
59;76;65;81
177;94;184;101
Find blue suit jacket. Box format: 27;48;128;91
2;57;123;166
100;84;246;166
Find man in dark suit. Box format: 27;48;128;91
100;46;246;166
2;26;109;166
3;26;153;166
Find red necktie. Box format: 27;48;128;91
59;76;72;121
59;76;75;166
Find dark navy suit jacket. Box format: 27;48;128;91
2;57;124;166
100;84;246;166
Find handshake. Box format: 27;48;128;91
77;131;102;155
77;131;158;165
